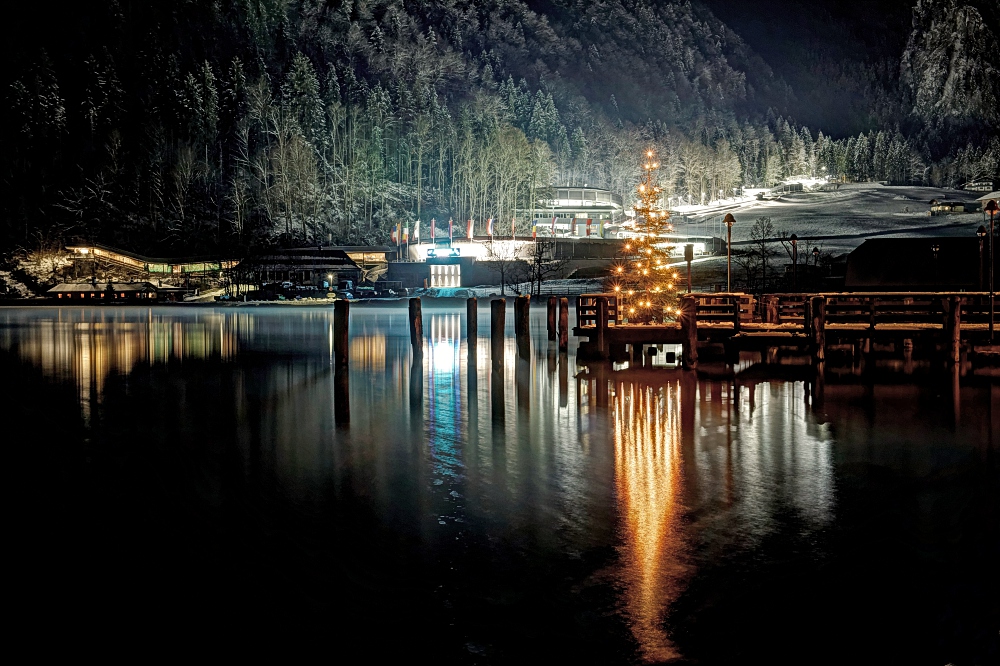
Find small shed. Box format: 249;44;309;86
930;200;968;215
976;191;999;207
48;282;160;301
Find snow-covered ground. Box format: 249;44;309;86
0;270;32;298
674;184;987;256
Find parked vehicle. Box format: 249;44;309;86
336;279;355;299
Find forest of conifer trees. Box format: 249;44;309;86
3;0;998;259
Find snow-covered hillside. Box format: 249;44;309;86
901;0;1000;137
676;184;987;255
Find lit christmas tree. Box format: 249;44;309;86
608;149;681;323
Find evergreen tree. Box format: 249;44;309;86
608;149;680;323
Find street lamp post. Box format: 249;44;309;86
977;225;987;291
985;199;998;343
724;213;736;292
789;233;798;291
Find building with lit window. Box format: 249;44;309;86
526;187;625;237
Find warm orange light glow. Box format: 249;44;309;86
614;382;688;662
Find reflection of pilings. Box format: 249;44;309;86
334;367;350;425
680;372;696;442
409;297;424;358
811;363;825;412
559;352;569;408
951;363;961;428
547;296;557;341
491;299;505;372
558;297;569;352
515;295;531;360
595;365;609;408
467;297;478;359
516;356;530;413
334;300;349;367
409;356;423;412
467;359;478;414
491;368;505;425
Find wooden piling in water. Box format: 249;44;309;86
547;296;557;341
515;295;531;360
467;297;478;357
947;295;961;364
765;295;779;324
409;297;423;357
596;297;607;359
730;295;742;334
334;367;350;425
680;295;698;370
491;299;506;371
802;297;813;338
811;296;826;363
558;297;569;353
334;299;349;367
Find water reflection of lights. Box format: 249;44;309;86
0;308;238;425
424;314;465;521
432;340;456;372
613;380;688;663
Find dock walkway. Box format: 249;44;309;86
574;292;997;367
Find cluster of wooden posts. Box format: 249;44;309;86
330;296;572;373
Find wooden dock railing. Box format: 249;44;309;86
574;291;996;367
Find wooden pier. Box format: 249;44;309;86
574;292;998;368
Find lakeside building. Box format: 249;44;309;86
965;179;996;192
48;281;163;301
66;243;237;278
243;248;363;286
525;186;626;237
929;199;983;215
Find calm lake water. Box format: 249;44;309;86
2;304;997;663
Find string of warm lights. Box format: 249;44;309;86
608;150;679;323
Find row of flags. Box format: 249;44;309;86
391;217;600;244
